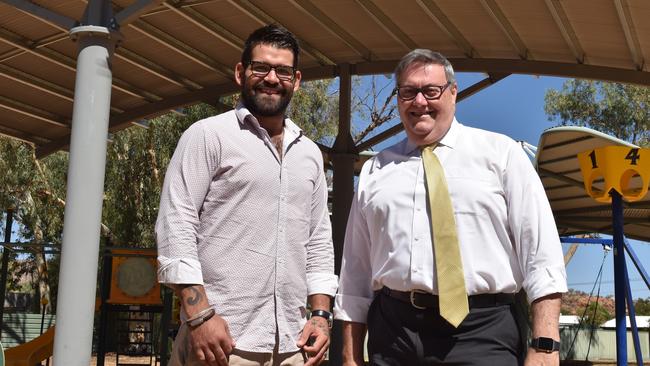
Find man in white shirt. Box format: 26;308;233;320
334;49;567;365
156;25;337;366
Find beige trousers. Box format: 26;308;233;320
169;324;305;366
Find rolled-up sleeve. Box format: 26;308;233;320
305;156;338;296
334;188;374;323
156;122;220;286
505;142;568;302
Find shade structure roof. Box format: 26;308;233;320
1;0;649;157
535;126;650;242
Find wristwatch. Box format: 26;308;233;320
530;337;560;353
310;309;333;329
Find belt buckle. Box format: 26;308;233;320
409;290;427;310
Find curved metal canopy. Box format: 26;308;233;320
0;0;648;157
535;126;650;242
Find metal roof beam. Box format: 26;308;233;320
36;83;239;157
289;0;375;61
480;0;529;59
538;168;583;188
163;0;243;51
0;63;73;102
614;0;645;71
0;33;68;62
115;0;164;26
128;21;233;78
0;95;70;128
0;64;126;114
544;0;585;64
416;0;478;58
0;27;162;102
557;216;649;225
228;0;335;66
446;58;650;86
11;1;201;91
554;200;650;216
355;0;417;50
116;47;202;90
0;0;77;30
456;72;509;100
0;123;51;145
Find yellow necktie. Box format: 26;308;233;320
421;144;469;327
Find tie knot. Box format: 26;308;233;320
420;143;438;152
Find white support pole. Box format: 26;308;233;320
52;24;116;366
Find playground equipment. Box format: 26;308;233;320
536;127;650;366
4;326;54;366
96;247;170;366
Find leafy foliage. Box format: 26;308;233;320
581;301;612;327
545;80;650;146
102;103;219;247
635;297;650;315
288;79;339;146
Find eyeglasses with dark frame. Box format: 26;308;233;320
395;82;451;101
248;61;296;81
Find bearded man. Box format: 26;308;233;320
156;24;337;366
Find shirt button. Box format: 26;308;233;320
416;207;422;212
414;237;419;241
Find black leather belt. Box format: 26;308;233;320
380;286;515;310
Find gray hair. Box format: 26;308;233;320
394;49;456;86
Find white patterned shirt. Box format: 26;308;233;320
335;119;567;323
156;105;337;352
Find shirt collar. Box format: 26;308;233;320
235;102;303;141
404;117;461;155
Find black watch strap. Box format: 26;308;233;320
310;309;333;328
530;337;560;353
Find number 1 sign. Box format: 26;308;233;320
577;146;650;203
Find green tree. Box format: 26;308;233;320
545;80;650;146
289;79;339;145
635;297;650;315
102;103;219;247
581;301;611;327
0;138;68;312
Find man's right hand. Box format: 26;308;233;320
188;313;235;366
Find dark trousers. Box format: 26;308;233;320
367;291;521;366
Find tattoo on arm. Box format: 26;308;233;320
311;318;330;336
186;286;202;306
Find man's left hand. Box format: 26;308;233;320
297;315;330;366
524;348;560;366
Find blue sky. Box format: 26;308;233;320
354;72;650;300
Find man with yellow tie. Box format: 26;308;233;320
334;49;567;366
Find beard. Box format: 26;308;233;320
241;77;293;117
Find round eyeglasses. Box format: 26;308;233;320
396;82;451;101
248;61;296;81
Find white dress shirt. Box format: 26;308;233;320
156;105;338;352
334;119;567;323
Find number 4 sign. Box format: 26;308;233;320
577;146;650;203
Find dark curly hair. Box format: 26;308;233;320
241;24;300;68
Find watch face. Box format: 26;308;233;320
537;337;555;350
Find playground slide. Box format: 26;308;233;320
4;326;54;366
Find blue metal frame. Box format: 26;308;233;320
561;192;648;366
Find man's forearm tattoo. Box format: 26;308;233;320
311;318;330;336
185;286;202;306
